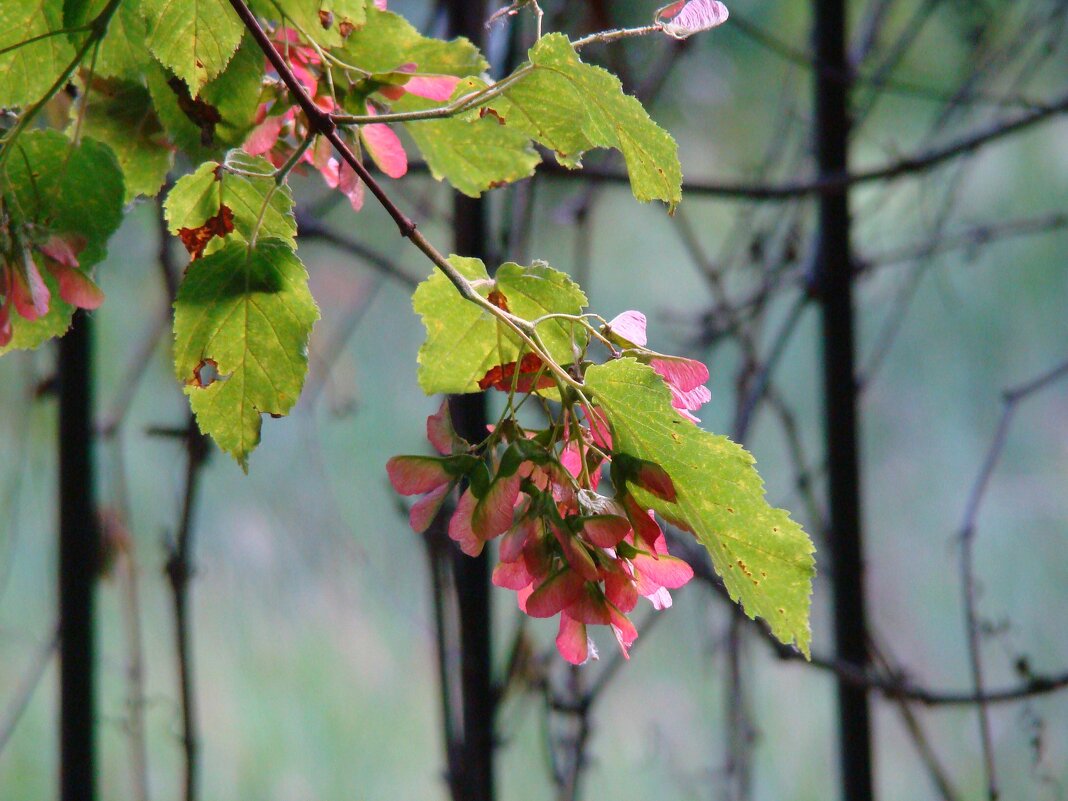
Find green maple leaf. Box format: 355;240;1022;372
484;33;682;211
0;130;124;354
252;0;366;50
398;80;539;198
141;0;245;94
341;4;486;76
164;150;297;249
414;258;587;394
147;35;263;160
585;358;815;655
173;238;320;469
0;0;73;108
64;0;151;80
77;79;173;200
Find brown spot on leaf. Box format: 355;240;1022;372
338;20;354;37
319;9;334;28
167;76;222;146
487;289;510;311
178;205;235;259
479;107;505;125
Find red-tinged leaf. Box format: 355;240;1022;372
478;352;555;392
178;205;235;260
656;0;730;39
492;558;533;591
51;265;104;310
582;515;632;548
448;487;484;556
609;607;638;658
386;455;451;495
403;75;461;101
632;552;694;590
525;569;584;618
605;309;647;347
13;254;51;321
409;482;451;533
556;614;591;665
361;118;408;178
623;495;664;550
472;472;521;540
634;461;677;502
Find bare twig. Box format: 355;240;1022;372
957;358;1068;801
0;628;59;754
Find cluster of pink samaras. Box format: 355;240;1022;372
0;236;101;347
243;23;461;211
388;311;711;664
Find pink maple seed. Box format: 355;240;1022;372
491;558;534;591
631;552;694;591
556;614;593;665
634;461;677;503
605;309;648;347
471;473;521;540
656;0;730;40
582;514;632;548
403;75;461;101
525;569;585;618
361;109;408;178
385;455;451;495
12;253;51;321
623;496;664;550
448;488;484;557
408;482;451;533
608;607;639;658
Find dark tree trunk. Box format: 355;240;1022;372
442;5;496;801
812;3;875;801
58;310;98;801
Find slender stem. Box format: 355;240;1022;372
571;24;662;49
0;25;92;57
274;132;316;183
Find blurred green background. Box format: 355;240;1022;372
2;1;1067;799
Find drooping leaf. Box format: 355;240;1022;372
76;79;173;200
141;0;245;94
398;80;539;198
340;5;486;76
147;35;264;159
483;33;682;210
0;0;74;108
164;151;297;249
64;0;151;79
584;358;815;655
413;258;587;394
173;238;320;469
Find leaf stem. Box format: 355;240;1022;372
571;24;663;49
0;25;93;57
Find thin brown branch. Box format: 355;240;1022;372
957;357;1068;801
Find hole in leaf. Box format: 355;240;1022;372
189;358;229;388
